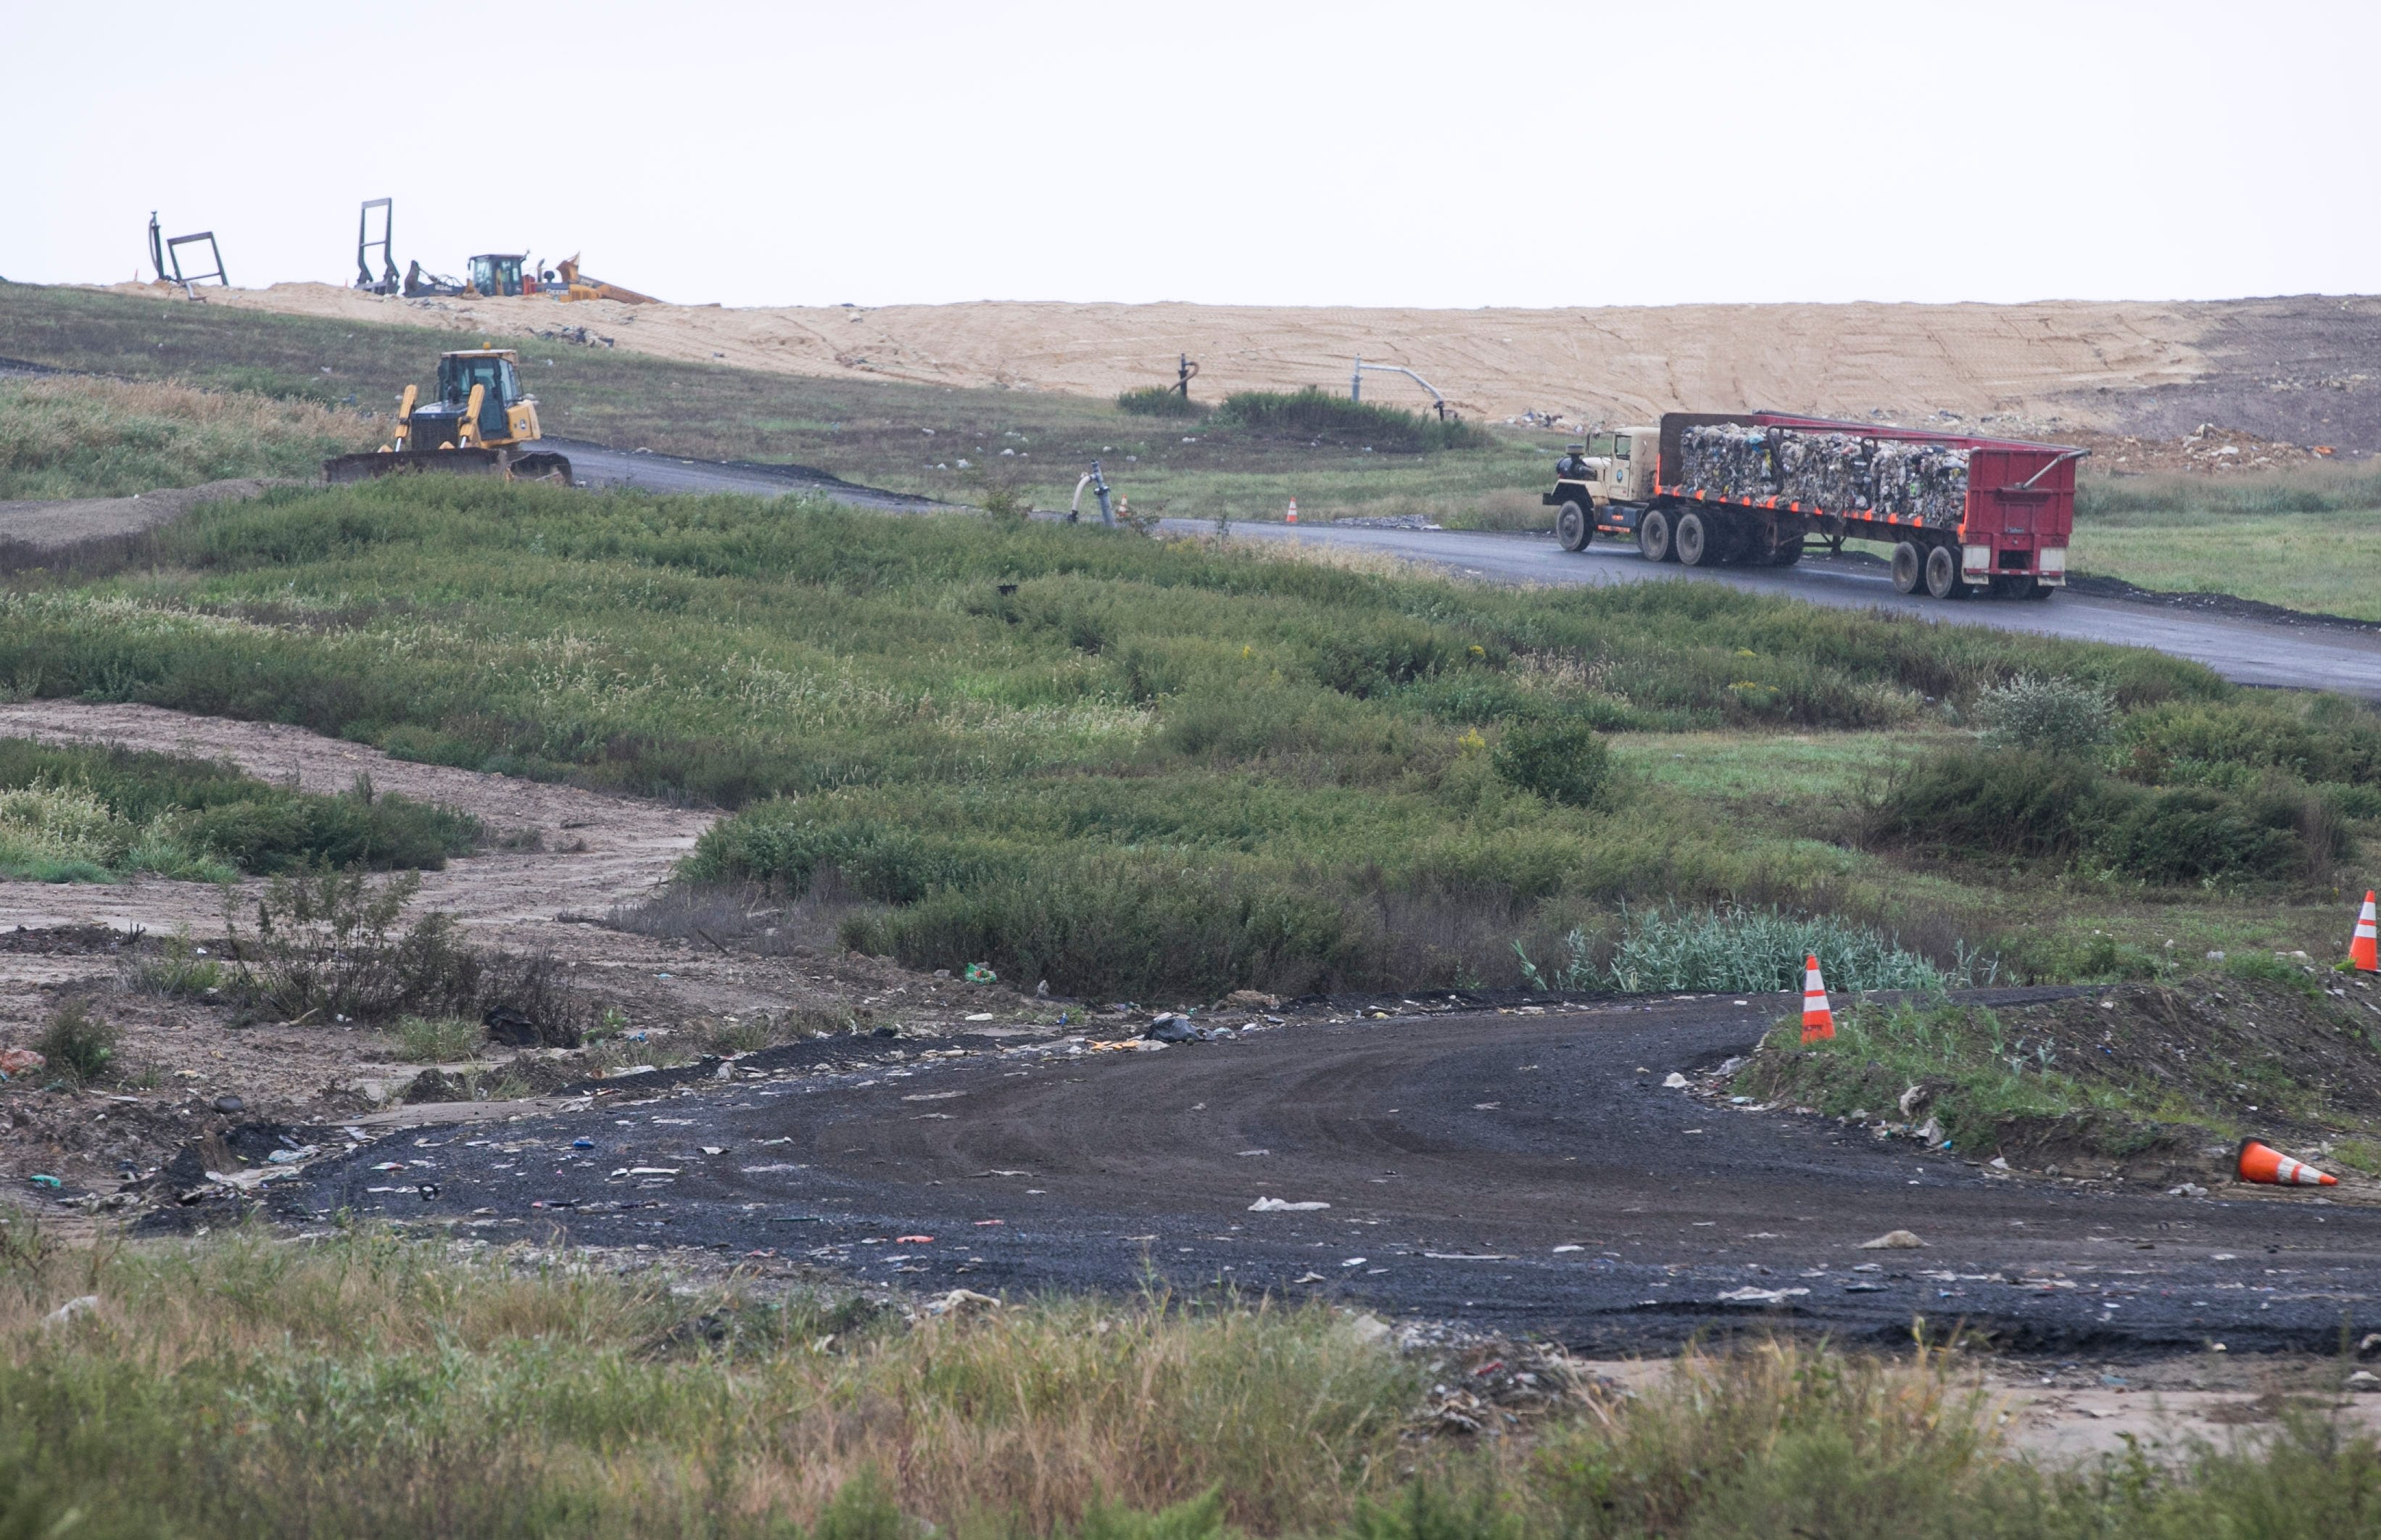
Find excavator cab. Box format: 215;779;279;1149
465;254;531;297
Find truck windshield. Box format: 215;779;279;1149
1589;434;1617;456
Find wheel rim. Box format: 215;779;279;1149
1676;514;1706;566
1558;506;1586;550
1925;545;1958;598
1641;511;1670;561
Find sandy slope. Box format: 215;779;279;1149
112;279;2225;429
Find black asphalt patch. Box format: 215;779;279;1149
270;993;2381;1357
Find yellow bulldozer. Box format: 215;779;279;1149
323;348;573;485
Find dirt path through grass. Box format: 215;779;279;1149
0;700;713;939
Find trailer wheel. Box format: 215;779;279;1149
1638;508;1675;563
1556;501;1590;552
1923;543;1968;600
1674;510;1712;566
1890;542;1923;594
1763;536;1805;568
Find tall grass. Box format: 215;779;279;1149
1214;389;1494;452
2;1230;2378;1538
5;475;2361;992
2077;465;2381;521
0;737;477;880
0;375;378;500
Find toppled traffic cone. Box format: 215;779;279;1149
2237;1138;2337;1187
1285;498;1299;523
2353;890;2379;973
1801;954;1834;1043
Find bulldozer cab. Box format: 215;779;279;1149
466;254;528;297
437;350;526;442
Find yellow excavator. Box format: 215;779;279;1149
323;348;573;484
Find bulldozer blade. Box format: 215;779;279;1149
323;449;509;484
508;451;573;486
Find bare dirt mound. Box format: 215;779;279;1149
106;281;2381;447
0;477;280;558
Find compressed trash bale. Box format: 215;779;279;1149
1679;425;1968;526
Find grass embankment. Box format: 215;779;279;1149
1739;966;2381;1173
0;375;377;500
1;476;2373;995
2071;468;2381;621
0;737;476;882
1;1228;2376;1539
0;283;1562;522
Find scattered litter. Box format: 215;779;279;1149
572;1138;595;1150
1341;1257;1367;1267
903;1091;964;1102
1552;1244;1584;1254
1236;1148;1271;1157
1293;1272;1328;1283
212;1095;244;1114
1249;1197;1330;1212
964;963;998;984
0;1048;46;1075
28;1175;62;1191
265;1146;320;1165
1424;1252;1515;1261
1858;1230;1926;1250
1662;1072;1689;1089
964;1013;995;1022
1718;1286;1810;1305
2168;1182;2211;1199
626;1167;680;1176
895;1235;934;1244
43;1295;99;1327
1143;1014;1201;1043
924;1288;1000;1317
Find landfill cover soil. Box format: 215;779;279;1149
102;282;2381;452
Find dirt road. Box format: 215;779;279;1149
1183;522;2381;699
280;992;2381;1356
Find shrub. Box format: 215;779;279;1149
395;1015;484;1061
1212;389;1491;452
1876;747;2338;884
1975;672;2113;758
1515;905;1984;995
1117;386;1201;418
34;1001;117;1083
1491;719;1612;808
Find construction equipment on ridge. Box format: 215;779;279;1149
2236;1138;2337;1187
354;199;398;294
322;348;571;485
551;254;658;305
1800;955;1834;1043
2353;890;2378;973
147;212;227;299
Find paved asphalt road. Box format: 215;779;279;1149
1163;519;2381;700
283;993;2380;1355
545;439;939;510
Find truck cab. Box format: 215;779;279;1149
1543;426;1660;549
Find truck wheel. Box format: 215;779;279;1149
1923;544;1968;600
1638;508;1674;563
1763;536;1806;567
1556;501;1590;552
1890;542;1923;594
1674;510;1712;566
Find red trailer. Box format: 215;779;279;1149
1545;411;2086;600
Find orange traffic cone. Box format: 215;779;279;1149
1285;498;1299;524
2237;1138;2337;1187
2353;890;2379;973
1800;954;1834;1043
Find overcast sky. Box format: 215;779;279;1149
7;0;2371;311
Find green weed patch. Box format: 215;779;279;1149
0;737;476;880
